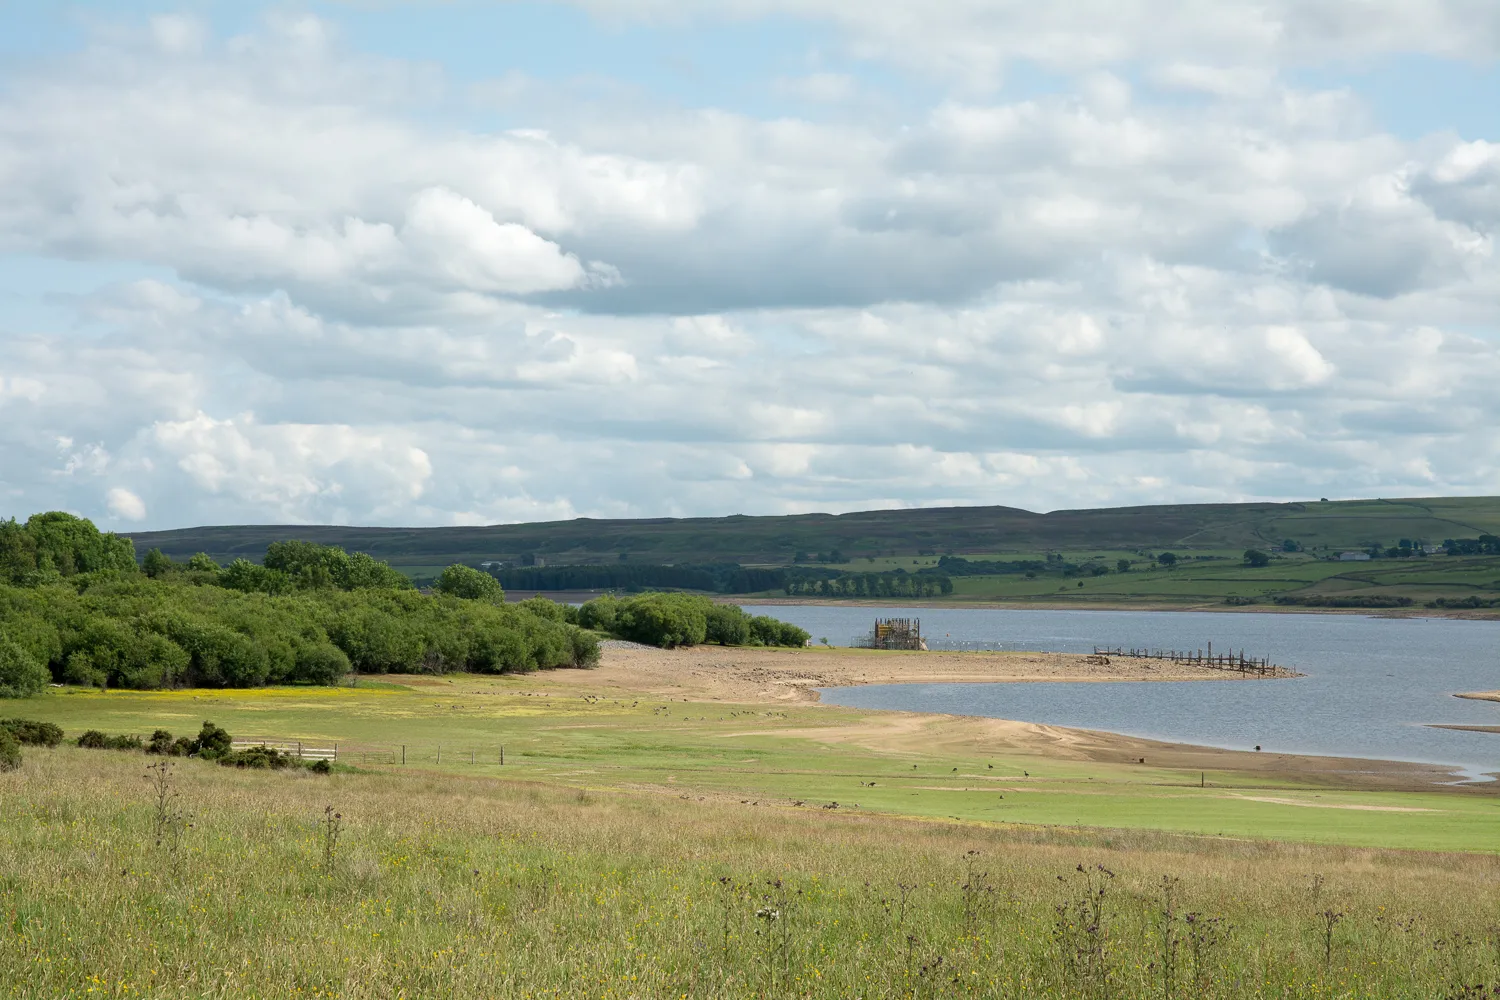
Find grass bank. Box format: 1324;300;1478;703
7;645;1498;852
5;748;1500;998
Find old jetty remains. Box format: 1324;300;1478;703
1092;642;1280;677
852;617;927;650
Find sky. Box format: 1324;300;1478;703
0;1;1498;530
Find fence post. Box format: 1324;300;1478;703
401;744;405;765
437;745;441;764
333;742;337;761
501;746;505;766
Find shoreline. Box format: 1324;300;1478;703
731;597;1500;619
526;645;1484;792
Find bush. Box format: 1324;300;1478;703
576;595;618;632
517;596;567;622
310;758;331;774
0;638;50;698
293;643;350;685
0;729;19;772
0;718;64;747
613;593;708;648
570;628;601;668
434;564;505;603
195;721;233;758
77;730;142;750
749;615;810;648
146;728;176;755
217;745;294;769
705;603;752;645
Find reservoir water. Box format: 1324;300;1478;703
741;606;1500;777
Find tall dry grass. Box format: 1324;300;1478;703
2;748;1498;998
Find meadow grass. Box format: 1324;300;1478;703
11;680;1500;852
4;747;1500;998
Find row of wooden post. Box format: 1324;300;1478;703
1093;642;1277;676
396;745;505;765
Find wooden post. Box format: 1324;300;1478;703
401;744;405;765
333;742;337;761
500;746;504;766
437;745;440;764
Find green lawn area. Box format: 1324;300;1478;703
15;678;1500;853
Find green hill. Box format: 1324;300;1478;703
123;496;1500;570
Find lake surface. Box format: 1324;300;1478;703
741;605;1500;777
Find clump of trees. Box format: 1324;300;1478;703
784;572;952;598
0;513;601;698
575;593;809;649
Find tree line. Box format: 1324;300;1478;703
0;513;813;699
784;572;953;598
492;562;815;594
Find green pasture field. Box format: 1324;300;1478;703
909;555;1500;607
11;748;1500;998
12;678;1500;854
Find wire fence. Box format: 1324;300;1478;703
231;738;513;766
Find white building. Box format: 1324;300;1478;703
1338;551;1372;561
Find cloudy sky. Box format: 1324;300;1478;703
1;1;1498;530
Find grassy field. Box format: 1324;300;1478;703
122;495;1500;569
925;554;1500;608
10;674;1500;854
7;706;1500;997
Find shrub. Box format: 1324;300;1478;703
217;745;294;769
293;643;350;685
146;729;176;755
749;615;811;648
0;718;64;747
705;603;752;645
310;758;332;774
0;639;50;698
195;721;233;759
576;595;618;632
570;628;601;668
614;593;708;648
434;564;505;603
517;596;566;622
76;730;142;750
0;729;19;771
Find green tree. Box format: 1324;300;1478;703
705;603;752;645
1244;549;1271;568
143;548;175;578
0;639;50;698
1157;552;1178;567
1116;558;1131;573
435;564;506;603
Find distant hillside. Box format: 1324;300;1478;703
123;496;1500;569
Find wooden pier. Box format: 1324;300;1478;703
1092;642;1280;677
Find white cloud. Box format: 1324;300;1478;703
106;487;147;521
0;9;1499;529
